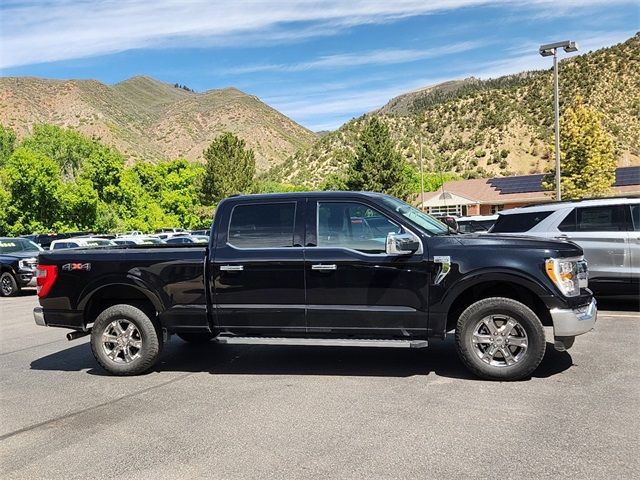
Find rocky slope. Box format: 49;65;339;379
0;76;317;171
272;35;640;186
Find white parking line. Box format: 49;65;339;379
598;312;640;319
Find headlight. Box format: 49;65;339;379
545;257;587;297
18;258;37;270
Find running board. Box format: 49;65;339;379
215;336;428;348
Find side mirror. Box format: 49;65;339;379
386;232;421;256
440;216;459;233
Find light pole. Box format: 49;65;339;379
539;40;578;201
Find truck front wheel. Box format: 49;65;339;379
0;272;19;297
90;304;163;376
455;297;546;381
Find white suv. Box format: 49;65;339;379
490;198;639;297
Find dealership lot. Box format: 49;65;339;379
1;292;638;479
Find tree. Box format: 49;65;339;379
0;124;16;167
3;148;62;234
320;173;348;191
21;124;98;179
157;159;204;228
201;132;255;204
543;97;616;199
0;174;11;234
345;117;415;200
80;147;125;203
57;179;99;231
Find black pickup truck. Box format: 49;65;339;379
33;192;596;380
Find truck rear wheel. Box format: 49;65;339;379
90;304;162;376
455;297;546;381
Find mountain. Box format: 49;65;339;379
0;75;316;171
271;35;640;187
377;78;479;115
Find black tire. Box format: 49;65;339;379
177;332;215;343
455;297;546;381
0;272;20;297
90;304;162;376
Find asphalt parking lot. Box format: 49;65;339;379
1;292;638;479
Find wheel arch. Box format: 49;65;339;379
1;264;16;275
80;282;164;328
443;272;553;333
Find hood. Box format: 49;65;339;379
0;250;40;261
455;233;583;256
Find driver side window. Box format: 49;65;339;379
317;202;401;254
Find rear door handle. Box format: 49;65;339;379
555;234;570;240
311;264;337;271
220;265;244;272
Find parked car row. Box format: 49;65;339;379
4;197;638;299
1;229;211;296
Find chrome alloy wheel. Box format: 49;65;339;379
102;319;142;363
471;315;528;367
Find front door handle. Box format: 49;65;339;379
220;265;244;272
311;264;337;271
555;234;571;240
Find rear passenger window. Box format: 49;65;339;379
575;205;628;232
490;211;552;233
228;203;296;248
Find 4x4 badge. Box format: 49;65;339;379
62;263;91;271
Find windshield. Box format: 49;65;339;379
0;238;42;254
379;196;449;235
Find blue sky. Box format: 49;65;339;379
1;1;638;131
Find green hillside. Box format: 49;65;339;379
271;35;640;187
0;76;317;172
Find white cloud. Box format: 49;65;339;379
223;41;484;74
472;30;635;79
266;75;455;130
264;28;635;130
0;0;633;68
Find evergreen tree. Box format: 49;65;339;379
544;97;616;199
345;117;414;200
201;132;256;204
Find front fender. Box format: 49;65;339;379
426;268;556;338
439;268;553;312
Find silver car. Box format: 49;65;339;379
490;198;639;297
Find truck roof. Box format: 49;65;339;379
226;191;393;202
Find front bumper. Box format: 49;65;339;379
550;298;597;337
18;271;36;287
34;307;46;326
